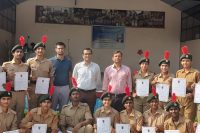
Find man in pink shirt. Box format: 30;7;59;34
103;50;132;112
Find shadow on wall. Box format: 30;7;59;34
0;41;12;64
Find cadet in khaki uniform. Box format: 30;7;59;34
20;94;58;133
2;45;28;125
143;91;168;133
151;51;174;108
27;42;54;109
176;46;200;120
0;91;18;132
164;97;194;133
94;92;119;133
133;51;154;113
60;88;93;133
120;95;143;133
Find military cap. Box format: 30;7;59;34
11;45;23;53
147;93;159;102
69;87;80;97
33;42;46;50
165;101;180;111
0;91;12;99
100;92;112;100
122;96;133;105
38;94;52;103
139;57;150;65
180;45;192;61
158;59;170;66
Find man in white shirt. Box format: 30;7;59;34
73;48;101;113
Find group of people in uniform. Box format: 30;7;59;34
0;36;200;133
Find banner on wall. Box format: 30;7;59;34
92;25;125;49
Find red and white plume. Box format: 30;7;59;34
108;84;112;93
152;86;156;96
5;82;12;92
41;35;47;44
144;50;149;59
125;85;130;96
181;45;188;55
71;77;78;88
49;85;55;96
133;70;138;75
164;50;170;60
19;36;25;47
172;93;176;103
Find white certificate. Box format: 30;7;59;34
14;72;28;91
116;124;130;133
136;79;149;96
97;117;111;133
196;124;200;133
194;84;200;103
0;72;6;91
3;130;19;133
58;131;72;133
156;84;169;102
165;130;179;133
32;124;47;133
35;77;50;94
172;78;186;97
142;126;156;133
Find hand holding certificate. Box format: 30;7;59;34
194;83;200;103
136;79;149;96
97;117;111;133
0;72;6;91
156;84;169;102
32;124;47;133
172;78;186;97
14;72;28;91
142;126;156;133
35;77;50;94
116;124;130;133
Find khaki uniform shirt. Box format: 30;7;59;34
60;102;93;128
120;109;143;131
2;60;28;84
0;106;17;132
143;108;167;127
151;73;174;86
164;115;194;133
176;68;200;89
27;57;54;83
20;107;58;131
94;106;119;128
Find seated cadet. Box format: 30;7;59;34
59;88;93;133
143;89;168;133
164;94;194;133
20;94;58;133
0;91;18;133
94;92;119;133
120;95;143;133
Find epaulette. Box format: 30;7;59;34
10;109;16;114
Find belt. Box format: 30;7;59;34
79;89;96;92
110;93;126;97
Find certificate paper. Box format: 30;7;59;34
172;78;186;97
116;124;130;133
136;79;149;96
142;126;156;133
0;72;6;91
32;124;47;133
156;84;169;102
35;77;50;94
195;124;200;133
194;84;200;103
164;130;179;133
97;117;111;133
3;130;19;133
14;72;28;90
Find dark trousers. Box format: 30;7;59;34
111;93;126;112
79;89;96;113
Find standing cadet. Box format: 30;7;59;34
60;88;93;133
20;94;58;133
133;50;154;113
94;92;119;133
164;94;194;133
2;44;28;125
49;42;72;111
151;51;174;108
143;89;167;133
176;46;200;121
0;91;17;132
120;95;143;133
27;36;54;109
